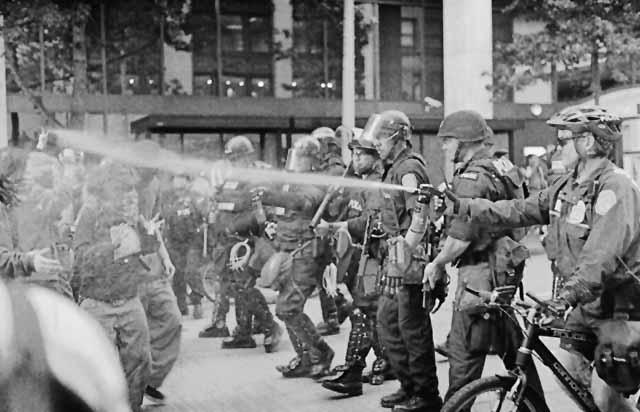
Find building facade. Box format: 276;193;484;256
8;0;569;177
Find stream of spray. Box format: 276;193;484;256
52;129;415;194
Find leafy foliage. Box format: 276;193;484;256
492;0;640;102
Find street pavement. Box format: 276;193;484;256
146;234;585;412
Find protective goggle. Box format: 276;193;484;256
556;130;591;147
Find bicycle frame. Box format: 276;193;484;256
513;314;600;412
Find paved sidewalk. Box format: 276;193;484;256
147;236;583;412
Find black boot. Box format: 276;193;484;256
198;322;230;338
221;335;257;349
321;365;364;396
369;357;395;385
392;395;442;412
281;352;312;378
329;313;362;375
381;388;411;408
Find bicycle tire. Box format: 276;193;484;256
442;375;550;412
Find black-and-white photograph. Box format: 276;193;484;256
1;0;640;411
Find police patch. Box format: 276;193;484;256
401;173;418;189
595;190;617;215
492;158;514;176
459;172;479;181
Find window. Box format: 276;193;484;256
221;15;244;52
248;16;270;52
222;76;246;97
249;78;270;97
401;19;416;50
194;75;216;96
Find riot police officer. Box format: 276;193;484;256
435;106;640;411
421;110;545;405
321;136;394;396
201;136;282;352
311;126;350;336
325;111;441;411
257;135;335;378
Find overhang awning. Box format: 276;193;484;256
131;114;525;135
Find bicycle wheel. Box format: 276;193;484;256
442;375;550;412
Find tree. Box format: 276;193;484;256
492;0;640;103
2;0;190;129
276;0;370;98
1;0;70;126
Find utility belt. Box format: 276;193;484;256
380;235;427;296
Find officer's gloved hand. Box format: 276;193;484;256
431;187;460;217
540;298;571;325
422;262;448;312
29;249;63;275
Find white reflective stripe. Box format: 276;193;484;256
217;202;235;211
274;207;286;216
0;282;14;380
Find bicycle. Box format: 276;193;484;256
441;289;604;412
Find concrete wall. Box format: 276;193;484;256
442;0;493;117
164;44;193;95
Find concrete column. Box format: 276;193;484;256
273;0;293;98
0;15;7;148
164;44;193;95
442;0;493;117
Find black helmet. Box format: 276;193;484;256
437;110;491;143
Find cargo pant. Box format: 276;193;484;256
139;275;182;389
81;296;151;412
233;272;275;338
377;285;439;400
445;263;545;403
276;255;327;362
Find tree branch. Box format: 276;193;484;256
4;44;64;128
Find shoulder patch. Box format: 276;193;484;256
401;173;418;189
492;158;514;176
459;172;479;181
595;189;617;215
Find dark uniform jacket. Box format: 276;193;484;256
349;148;429;284
447;151;522;265
459;157;640;309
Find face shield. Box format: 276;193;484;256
360;115;402;148
285;149;314;172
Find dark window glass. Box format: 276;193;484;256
248;16;270;52
221;15;244;51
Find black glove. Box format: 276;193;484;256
542;298;570;319
423;275;449;313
